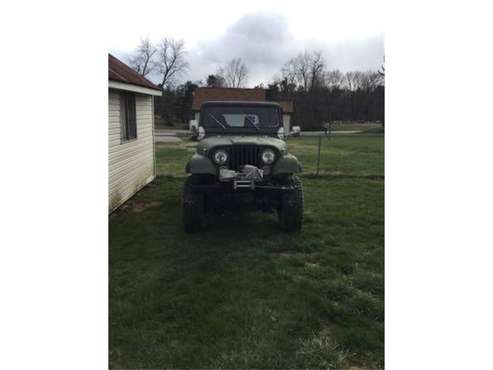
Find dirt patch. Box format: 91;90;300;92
128;201;163;213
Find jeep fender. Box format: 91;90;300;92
272;154;302;175
185;153;217;175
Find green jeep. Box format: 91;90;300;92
183;101;303;232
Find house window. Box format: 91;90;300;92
120;92;137;141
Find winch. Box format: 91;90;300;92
219;165;264;189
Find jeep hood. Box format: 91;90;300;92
197;136;287;153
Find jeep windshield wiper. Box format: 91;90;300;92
245;116;260;130
207;112;226;129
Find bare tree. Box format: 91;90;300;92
269;74;296;94
217;58;248;88
282;50;325;92
309;50;325;90
324;69;344;90
155;38;189;88
128;37;157;77
288;52;310;90
281;58;300;89
206;74;226;87
361;71;382;92
344;71;362;91
378;55;385;85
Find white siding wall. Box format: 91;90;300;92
108;89;155;212
283;114;291;134
189;111;200;131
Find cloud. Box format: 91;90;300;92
186;12;294;85
200;13;292;65
113;12;384;87
186;12;383;86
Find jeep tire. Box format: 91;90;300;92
183;175;207;233
278;175;304;231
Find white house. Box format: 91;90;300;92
108;54;162;212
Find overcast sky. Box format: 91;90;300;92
109;0;384;87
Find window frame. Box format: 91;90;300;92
119;92;137;143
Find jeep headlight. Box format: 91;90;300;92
213;149;228;165
261;148;276;164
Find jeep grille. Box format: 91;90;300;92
212;145;261;171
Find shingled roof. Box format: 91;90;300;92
192;87;266;110
191;87;294;114
277;100;294;114
108;54;161;91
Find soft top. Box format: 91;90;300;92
199;101;282;135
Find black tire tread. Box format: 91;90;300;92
279;175;304;231
182;175;207;233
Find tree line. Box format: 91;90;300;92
267;50;385;129
126;38;384;129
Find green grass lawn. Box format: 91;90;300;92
110;136;384;369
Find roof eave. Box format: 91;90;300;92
109;80;162;96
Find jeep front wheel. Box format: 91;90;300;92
278;175;304;232
183;175;207;233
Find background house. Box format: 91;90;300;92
190;87;294;134
276;100;294;133
108;54;162;212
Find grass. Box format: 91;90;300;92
323;122;383;132
156;136;384;178
154;115;189;131
358;127;385;135
110;136;384;369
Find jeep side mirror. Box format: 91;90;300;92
197;126;206;140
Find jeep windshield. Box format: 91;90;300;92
200;103;281;133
